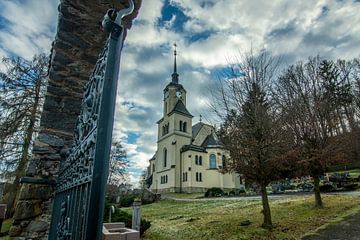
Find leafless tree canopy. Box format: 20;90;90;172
0;54;48;180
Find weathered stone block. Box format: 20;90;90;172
25;220;49;232
9;225;22;237
18;184;53;201
13;200;42;220
25;160;37;177
41;111;78;132
37;134;64;148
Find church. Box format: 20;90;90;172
146;47;243;193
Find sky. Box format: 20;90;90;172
0;0;360;187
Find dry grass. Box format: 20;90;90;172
135;194;360;240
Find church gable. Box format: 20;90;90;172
201;131;222;148
191;123;215;146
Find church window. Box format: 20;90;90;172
195;155;198;165
163;148;167;167
183;122;187;132
165;175;168;183
179;121;183;131
196;172;202;182
152;164;155;173
222;155;226;169
163;123;169;136
182;172;188;182
209;154;216;169
165;102;168;113
199;156;202;165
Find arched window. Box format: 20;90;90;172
183;122;187;132
179;121;183;131
163;148;167;167
195;155;198;165
209;154;216;169
199;156;202;165
152;164;155;173
222;155;226;169
165;102;167;114
196;172;202;182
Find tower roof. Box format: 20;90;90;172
168;100;193;117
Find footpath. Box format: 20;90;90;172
302;209;360;240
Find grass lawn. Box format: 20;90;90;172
162;192;204;199
336;168;360;178
0;219;12;240
133;195;360;240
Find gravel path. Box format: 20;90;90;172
302;209;360;240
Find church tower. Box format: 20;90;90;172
153;44;193;192
147;45;244;194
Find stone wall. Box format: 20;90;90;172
10;0;141;239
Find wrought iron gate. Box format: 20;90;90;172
48;2;134;239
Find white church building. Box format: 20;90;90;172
146;48;243;193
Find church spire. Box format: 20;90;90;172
171;43;179;83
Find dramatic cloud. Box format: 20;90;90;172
1;0;360;186
0;0;58;59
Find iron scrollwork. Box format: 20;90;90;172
49;1;135;239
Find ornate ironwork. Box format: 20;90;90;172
48;1;134;239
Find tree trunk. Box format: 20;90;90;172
313;175;323;208
260;183;273;228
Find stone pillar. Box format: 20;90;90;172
132;199;141;232
10;1;141;239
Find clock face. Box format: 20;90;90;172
176;91;182;98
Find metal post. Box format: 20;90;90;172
132;199;141;232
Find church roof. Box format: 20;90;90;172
168;100;193;117
192;122;204;138
181;144;207;153
201;131;223;148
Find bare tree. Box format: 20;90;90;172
274;56;354;207
0;54;48;215
213;51;290;228
107;140;129;186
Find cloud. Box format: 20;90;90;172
2;0;360;186
0;0;58;59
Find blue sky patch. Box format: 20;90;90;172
126;131;140;144
0;16;10;31
158;0;189;32
187;30;216;43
